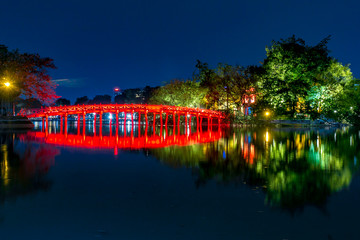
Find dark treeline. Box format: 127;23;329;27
51;86;159;106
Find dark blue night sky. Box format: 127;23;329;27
1;0;359;102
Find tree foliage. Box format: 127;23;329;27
194;61;259;113
258;36;331;117
89;95;112;104
54;98;71;106
0;44;58;105
150;79;206;108
75;96;89;105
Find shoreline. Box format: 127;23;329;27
0;116;34;129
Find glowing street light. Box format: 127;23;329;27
4;82;10;87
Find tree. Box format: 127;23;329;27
0;44;58;105
149;79;206;108
54;98;70;106
90;95;111;104
306;60;356;120
194;61;259;113
143;86;158;103
75;96;89;105
258;36;331;117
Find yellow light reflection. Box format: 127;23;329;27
265;131;269;142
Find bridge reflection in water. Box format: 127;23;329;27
24;121;223;155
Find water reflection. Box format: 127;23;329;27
25;123;223;153
149;127;360;212
0;132;59;203
11;122;360;212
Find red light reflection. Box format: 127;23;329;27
20;129;223;155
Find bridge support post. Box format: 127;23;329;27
82;113;86;134
131;110;134;126
64;113;68;133
165;113;168;128
160;111;163;127
82;112;86;127
60;115;63;134
77;114;80;135
116;111;119;127
145;111;148;126
93;113;96;136
172;112;176;135
124;112;127;127
153;113;156;129
100;111;103;136
45;115;48;129
197;114;200;131
173;112;176;126
45;115;49;136
177;114;180;134
185;113;188;134
138;112;141;126
42;117;45;131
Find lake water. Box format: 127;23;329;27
1;122;360;240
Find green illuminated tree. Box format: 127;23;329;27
149;79;206;108
258;36;331;117
306;60;357;120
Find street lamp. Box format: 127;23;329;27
2;81;13;116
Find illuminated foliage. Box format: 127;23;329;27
149;79;206;108
307;60;356;120
0;44;58;105
257;36;331;117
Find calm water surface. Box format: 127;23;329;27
1;122;360;240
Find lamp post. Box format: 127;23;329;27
2;81;12;116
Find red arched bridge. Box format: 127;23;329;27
19;104;226;127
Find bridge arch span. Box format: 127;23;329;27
19;104;226;127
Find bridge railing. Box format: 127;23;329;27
19;104;226;120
